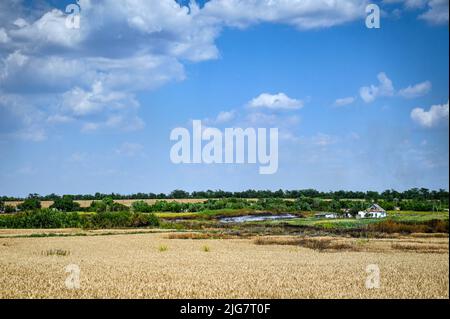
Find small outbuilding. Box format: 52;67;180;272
315;212;338;219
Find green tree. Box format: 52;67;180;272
17;197;41;211
131;200;153;212
4;205;16;213
90;197;129;212
170;189;190;199
50;196;81;212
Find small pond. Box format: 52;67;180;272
219;214;296;224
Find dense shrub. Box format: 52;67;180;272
399;200;438;211
17;197;41;211
88;211;132;228
131;200;153;212
4;205;16;214
0;209;159;229
426;219;449;233
152;200;187;212
50;196;81;212
90;198;130;212
0;209;82;229
131;212;159;227
0;202;15;214
84;211;159;228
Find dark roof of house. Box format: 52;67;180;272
366;204;386;212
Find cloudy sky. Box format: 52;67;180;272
0;0;448;196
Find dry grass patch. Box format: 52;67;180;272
254;236;359;252
253;236;449;254
42;249;70;257
368;219;449;234
410;233;449;238
391;243;448;254
166;232;234;240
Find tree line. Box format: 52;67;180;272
1;188;448;202
2;195;447;215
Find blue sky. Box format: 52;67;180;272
0;0;448;196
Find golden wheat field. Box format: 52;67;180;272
0;230;448;299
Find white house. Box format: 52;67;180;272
357;204;387;219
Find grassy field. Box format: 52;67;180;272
0;230;447;298
388;210;450;222
155;208;271;219
263;210;449;229
281;217;379;229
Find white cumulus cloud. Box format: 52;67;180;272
0;28;10;43
1;0;368;140
248;92;303;110
215;111;236;123
359;72;395;103
399;80;432;98
334;96;355;107
411;100;449;128
419;0;449;25
202;0;369;30
61;81;139;117
383;0;448;25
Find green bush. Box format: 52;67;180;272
84;211;159;228
4;205;16;214
90;198;130;212
50;196;81;212
0;209;159;229
0;209;82;229
17;197;41;211
131;200;153;212
89;211;130;228
131;212;159;227
399;200;440;211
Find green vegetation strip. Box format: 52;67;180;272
0;209;159;229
